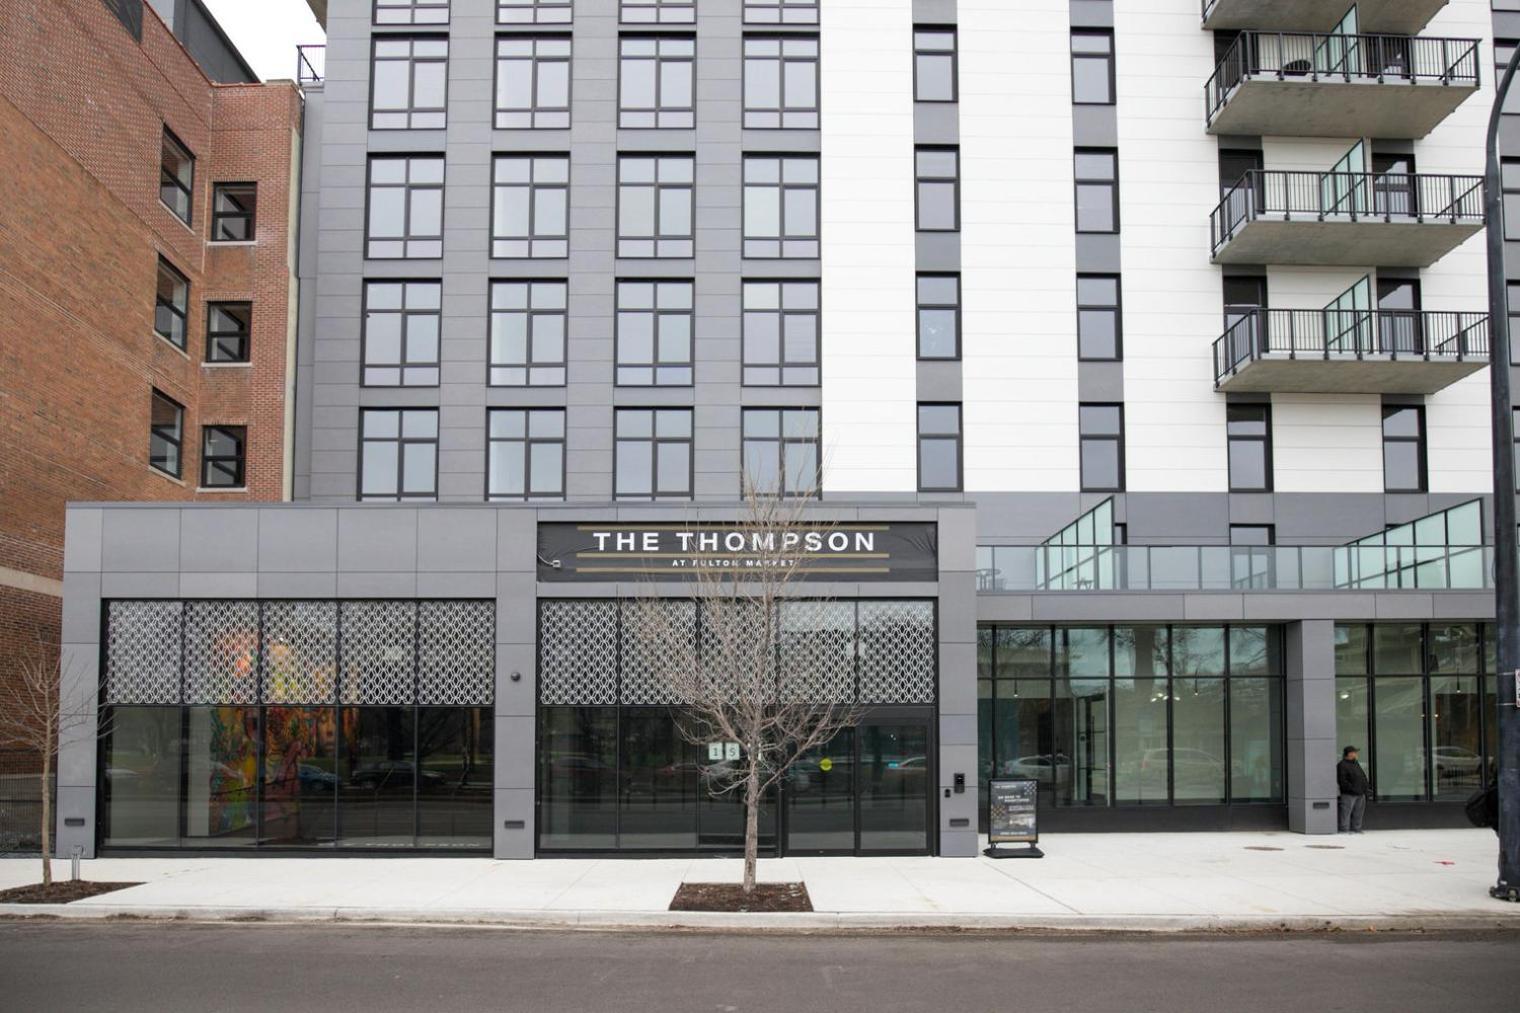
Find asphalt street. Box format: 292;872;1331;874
0;922;1513;1013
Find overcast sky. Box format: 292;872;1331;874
202;0;325;82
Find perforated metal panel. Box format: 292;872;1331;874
619;599;696;705
339;600;416;705
418;600;495;706
539;600;617;705
778;601;855;703
105;600;183;705
700;599;773;703
261;601;338;705
857;601;936;704
182;600;260;705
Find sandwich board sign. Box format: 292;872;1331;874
985;778;1043;859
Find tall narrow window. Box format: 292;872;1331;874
155;258;189;351
743;155;819;259
367;155;445;259
495;37;571;129
1079;403;1124;492
745;0;818;25
742;408;820;496
1075;149;1119;233
917;404;962;492
497;0;571;24
1514;408;1520;493
744;36;819;129
615;408;693;500
490;280;567;386
622;0;694;25
210;183;257;242
488;408;566;500
492;155;570;258
742;279;819;386
915;148;959;232
619;37;695;129
913;28;957;102
1076;275;1121;361
206;303;251;363
916;274;960;360
201;426;246;489
616;280;694;386
1382;405;1426;493
375;0;450;26
360;409;439;502
1503;160;1520;241
159;127;194;225
362;281;441;387
1226;404;1272;492
371;37;449;130
618;155;695;258
1070;30;1115;105
149;390;184;479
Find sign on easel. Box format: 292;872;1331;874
984;778;1043;859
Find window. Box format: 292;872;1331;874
615;408;693;500
490;280;567;385
1076;275;1121;361
200;426;246;489
159;127;194;225
1226;404;1272;492
210;183;257;242
744;0;817;26
620;36;695;128
744;36;819;129
1230;525;1275;546
360;409;439;502
362;281;441;386
149;390;183;479
375;0;449;25
1079;403;1124;491
492;155;570;258
618;155;695;258
616;280;694;385
743;155;819;258
917;404;962;492
742;408;820;496
488;409;565;500
154;258;189;350
913;28;957;102
367;155;445;259
498;0;571;24
915;148;959;232
1075;149;1119;233
1510;282;1520;366
495;36;571;129
916;274;960;360
742;279;819;385
622;0;694;25
1503;160;1520;240
1382;405;1426;493
371;37;448;130
206;303;251;363
1498;41;1520;115
1514;408;1520;493
1070;30;1115;105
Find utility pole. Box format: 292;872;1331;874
1485;43;1520;903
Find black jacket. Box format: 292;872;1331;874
1337;758;1370;797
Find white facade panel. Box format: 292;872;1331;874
1271;395;1386;493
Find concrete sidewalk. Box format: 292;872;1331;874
3;830;1518;932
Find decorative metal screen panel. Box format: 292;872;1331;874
182;600;260;705
857;601;936;704
105;600;183;705
699;600;773;703
619;599;695;705
340;601;417;705
261;601;338;705
418;600;495;705
778;601;856;703
539;600;617;704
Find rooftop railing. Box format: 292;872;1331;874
297;44;325;86
1213;308;1490;384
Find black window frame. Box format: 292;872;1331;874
742;153;820;259
375;0;451;26
1229;524;1276;546
913;26;958;103
365;154;446;260
916;402;963;493
914;146;960;233
361;280;443;387
358;408;441;502
617;154;696;259
210;182;257;242
496;0;572;25
614;407;695;500
744;0;818;24
1226;402;1273;493
149;389;184;480
1070;28;1116;106
205;302;252;364
620;0;695;25
1079;402;1125;493
487;407;567;501
741;278;821;387
491;153;571;258
200;425;247;489
741;407;822;498
489;278;569;387
369;35;450;131
618;35;696;129
154;256;190;351
742;35;820;130
1076;273;1122;362
159;126;195;226
615;278;695;387
1503;158;1520;241
1381;404;1428;493
494;35;573;129
916;273;961;361
1075;148;1120;234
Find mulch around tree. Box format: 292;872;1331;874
670;882;813;913
0;881;142;904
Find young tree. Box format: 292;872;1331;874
624;488;865;895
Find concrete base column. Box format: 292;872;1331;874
1286;620;1339;835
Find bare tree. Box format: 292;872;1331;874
625;486;865;894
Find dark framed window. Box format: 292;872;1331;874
744;36;819;129
1382;405;1426;493
1226;403;1272;492
615;408;693;500
1514;408;1520;493
488;408;566;500
1230;525;1275;546
1070;29;1115;105
149;390;184;479
1497;41;1520;115
362;281;441;387
1075;149;1119;233
1503;159;1520;240
371;37;448;130
201;425;246;489
1079;403;1124;492
915;148;959;232
492;154;570;258
367;155;445;259
744;0;818;26
159;127;194;225
1509;282;1520;366
917;403;962;492
742;279;820;386
616;279;694;386
375;0;450;25
913;27;957;102
497;0;571;24
743;154;819;259
1076;274;1121;361
622;0;694;25
618;155;695;258
210;183;257;242
206;303;251;363
490;279;567;386
154;257;189;350
619;36;695;129
495;36;571;129
742;408;820;497
359;408;439;502
916;274;960;360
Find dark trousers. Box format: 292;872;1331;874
1338;793;1366;832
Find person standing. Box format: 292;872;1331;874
1337;745;1370;834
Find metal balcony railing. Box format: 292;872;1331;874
297;44;326;86
1210;169;1485;259
1205;30;1481;127
1213;309;1491;384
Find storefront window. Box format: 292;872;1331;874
1172;678;1226;803
1334;624;1368;675
1428;676;1482;800
418;707;495;848
620;708;698;849
1230;678;1283;802
538;707;618;850
1428;623;1479;675
261;707;338;846
102;707;182;848
1336;677;1370;778
996;627;1050;678
1373;624;1423;674
183;707;258;848
1113;669;1168;803
1373;676;1425;800
1172;626;1225;677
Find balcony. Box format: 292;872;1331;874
296;44;325;86
1202;0;1449;35
1210;170;1484;266
1213;309;1490;394
1205;32;1480;138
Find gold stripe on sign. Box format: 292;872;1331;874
575;552;890;559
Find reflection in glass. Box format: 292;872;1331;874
859;725;929;852
539;707;617;849
1113;671;1167;803
1230;678;1284;802
418;708;494;848
1429;676;1482;800
1373;624;1423;674
343;708;418;847
1172;678;1226;803
1059;677;1108;805
1373;677;1425;800
184;707;258;848
1335;624;1368;674
102;707;182;847
1336;677;1370;776
787;729;854;852
262;707;338;846
620;709;697;849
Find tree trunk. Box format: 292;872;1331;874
40;724;52;888
742;761;760;894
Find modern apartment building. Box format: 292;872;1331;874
53;0;1515;861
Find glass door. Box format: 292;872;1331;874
783;729;855;853
857;722;931;853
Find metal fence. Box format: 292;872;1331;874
297;44;326;86
1213;308;1491;382
0;752;51;855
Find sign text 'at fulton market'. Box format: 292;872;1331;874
536;522;939;581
